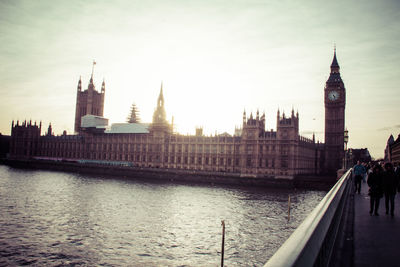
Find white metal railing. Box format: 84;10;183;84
264;169;353;267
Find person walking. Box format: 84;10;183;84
353;161;366;194
382;162;399;216
364;162;371;183
394;162;400;192
362;163;368;183
367;164;383;216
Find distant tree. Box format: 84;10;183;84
127;103;140;123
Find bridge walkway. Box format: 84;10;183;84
354;180;400;267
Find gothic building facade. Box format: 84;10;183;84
74;74;105;133
9;51;346;178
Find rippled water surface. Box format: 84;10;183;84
0;165;326;266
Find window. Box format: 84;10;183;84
281;160;288;168
247;157;252;167
247;145;253;155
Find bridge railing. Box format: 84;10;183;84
264;169;353;267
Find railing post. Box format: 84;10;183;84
288;195;291;222
221;220;225;267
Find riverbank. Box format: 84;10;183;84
0;158;336;190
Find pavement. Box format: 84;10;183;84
354;180;400;267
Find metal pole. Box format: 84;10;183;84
221;220;225;267
288;195;291;222
91;60;96;77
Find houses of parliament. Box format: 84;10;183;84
9;51;346;178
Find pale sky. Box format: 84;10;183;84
1;0;399;159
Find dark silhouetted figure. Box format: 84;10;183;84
353;161;366;194
395;162;400;192
367;165;383;216
382;162;399;216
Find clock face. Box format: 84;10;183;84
328;90;340;101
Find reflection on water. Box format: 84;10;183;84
0;165;325;266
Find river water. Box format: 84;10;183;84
0;165;326;266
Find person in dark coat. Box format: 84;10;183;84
382;162;399;216
367;164;383;216
395;162;400;192
353;161;366;194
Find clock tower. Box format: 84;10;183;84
324;48;346;174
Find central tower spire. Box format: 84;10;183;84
152;82;167;124
150;82;171;137
157;82;164;108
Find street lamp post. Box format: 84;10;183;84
344;128;349;169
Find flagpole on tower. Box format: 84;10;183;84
92;60;96;77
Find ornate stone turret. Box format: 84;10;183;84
242;109;266;140
152;83;167;124
276;108;299;140
77;76;82;92
74;61;105;134
101;79;105;93
47;123;53;136
149;82;171;137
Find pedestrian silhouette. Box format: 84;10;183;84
367;164;383;216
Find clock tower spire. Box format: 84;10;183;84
331;45;340;73
324;47;346;174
